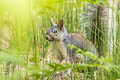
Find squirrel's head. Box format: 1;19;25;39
46;18;68;42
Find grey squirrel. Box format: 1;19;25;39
46;18;97;63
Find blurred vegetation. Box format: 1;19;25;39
0;0;120;80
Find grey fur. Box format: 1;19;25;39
46;19;97;63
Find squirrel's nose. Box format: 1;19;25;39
46;31;49;35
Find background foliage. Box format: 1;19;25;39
0;0;120;80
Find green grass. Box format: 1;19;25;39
0;0;120;80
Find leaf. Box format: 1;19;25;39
84;52;98;61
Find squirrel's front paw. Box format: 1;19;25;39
61;59;70;64
61;60;66;64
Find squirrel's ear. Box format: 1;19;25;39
58;19;64;30
50;18;54;26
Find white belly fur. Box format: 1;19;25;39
52;41;68;63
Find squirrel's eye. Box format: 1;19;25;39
53;29;58;33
